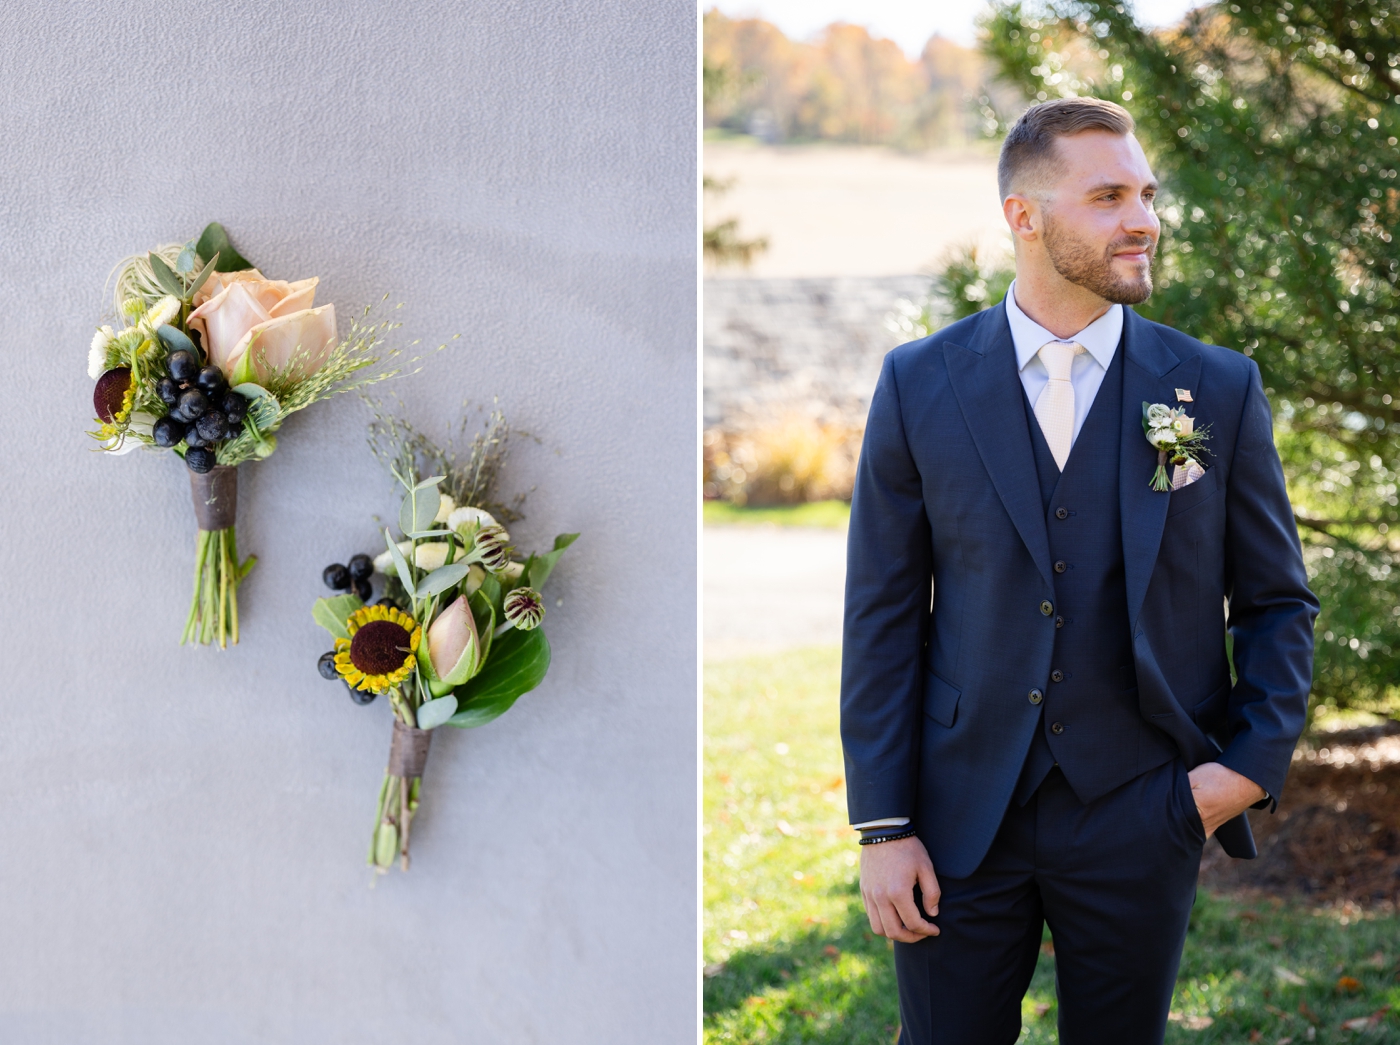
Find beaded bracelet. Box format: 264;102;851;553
858;829;917;846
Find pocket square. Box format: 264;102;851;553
1171;461;1206;490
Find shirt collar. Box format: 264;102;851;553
1004;279;1122;373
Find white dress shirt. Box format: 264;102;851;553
851;285;1125;832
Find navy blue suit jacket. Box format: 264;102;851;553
840;303;1319;878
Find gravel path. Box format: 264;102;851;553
703;525;847;660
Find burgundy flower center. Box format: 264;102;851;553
350;620;412;675
94;367;132;422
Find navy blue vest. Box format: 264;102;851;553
1013;340;1178;805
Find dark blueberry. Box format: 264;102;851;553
185;446;216;474
177;388;208;421
322;563;351;590
168;350;198;383
347;682;377;705
156;376;181;407
317;651;340;681
353;577;373;602
152;415;186;448
347;554;373;581
222;392;248;426
195;410;228;442
195;366;226;396
183;423;208;448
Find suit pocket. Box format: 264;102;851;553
923;671;961;728
1173;761;1207;844
1166;465;1220;518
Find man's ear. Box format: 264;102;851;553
1003;194;1039;244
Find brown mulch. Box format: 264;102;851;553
1198;721;1400;907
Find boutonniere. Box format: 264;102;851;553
1142;402;1211;492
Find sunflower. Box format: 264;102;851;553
334;605;422;693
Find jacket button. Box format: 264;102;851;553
1055;615;1065;629
1028;690;1043;705
1051;722;1065;735
1055;506;1068;520
1051;670;1064;683
1054;560;1067;573
1040;600;1054;616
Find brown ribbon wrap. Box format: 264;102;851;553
388;718;433;778
189;465;238;531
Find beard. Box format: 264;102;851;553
1042;214;1156;304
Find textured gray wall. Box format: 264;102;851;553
0;2;695;1042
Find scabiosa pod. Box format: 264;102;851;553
472;525;512;572
503;586;545;630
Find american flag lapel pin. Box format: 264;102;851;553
1175;388;1193;403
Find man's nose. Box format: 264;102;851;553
1123;195;1159;238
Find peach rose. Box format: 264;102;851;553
187;270;335;384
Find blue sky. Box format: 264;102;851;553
710;0;1206;56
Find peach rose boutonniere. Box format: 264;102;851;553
187;269;337;385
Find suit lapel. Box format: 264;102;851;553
1120;309;1202;626
944;305;1054;591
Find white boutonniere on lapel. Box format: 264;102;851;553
1142;402;1212;492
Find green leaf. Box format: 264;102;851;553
148;253;184;298
175;242;198;274
399;480;443;537
404;528;453;540
385;528;417;599
156;324;196;357
528;533;580;591
447;627;551;728
312;593;364;641
417;694;459;730
417;561;470;598
478;572;503;631
195;222;254;273
187;252;220;299
468;588;496;665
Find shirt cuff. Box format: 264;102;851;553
852;817;911;830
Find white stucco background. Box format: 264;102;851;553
0;2;696;1042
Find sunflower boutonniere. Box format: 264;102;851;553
1142;402;1211;492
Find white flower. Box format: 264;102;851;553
414;542;451;571
1146;403;1174;428
463;564;487;595
434;493;457;524
447;505;504;540
1147;427;1178;449
142;295;180;332
373;540;414;575
88;326;116;379
101;412;156;456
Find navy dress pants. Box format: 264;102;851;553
894;760;1206;1044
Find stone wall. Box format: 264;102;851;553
703;275;932;431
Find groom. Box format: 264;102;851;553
840;97;1317;1042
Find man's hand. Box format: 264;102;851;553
1188;762;1267;838
859;836;941;942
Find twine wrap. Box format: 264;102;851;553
189;465;238;531
388;718;433;778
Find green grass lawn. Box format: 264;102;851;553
704;648;1400;1043
703;500;851;529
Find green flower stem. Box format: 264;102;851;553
180;525;254;647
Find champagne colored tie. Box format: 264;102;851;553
1033;340;1085;471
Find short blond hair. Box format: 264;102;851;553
998;97;1135;200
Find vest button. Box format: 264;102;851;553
1040;600;1054;616
1055;506;1068;520
1054;560;1067;573
1055;615;1065;629
1051;670;1064;683
1051;722;1065;735
1028;690;1043;705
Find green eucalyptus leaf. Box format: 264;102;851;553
405;528;453;540
527;533;580;591
417;561;470;598
414;475;447;489
156;324;196;357
312;594;364;641
400;480;442;536
148;253;184;297
447;626;550;728
231;381;272;399
417;694;459;730
175;242;198;274
187;252;220;299
385;528;417;599
196;222;254;273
